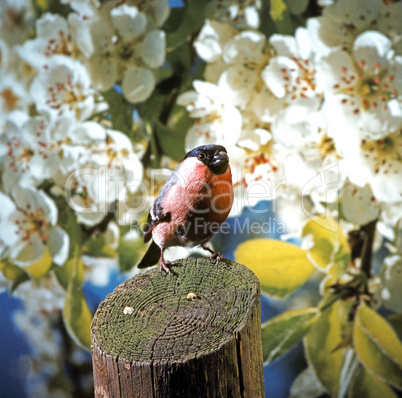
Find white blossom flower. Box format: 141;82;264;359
0;187;69;266
262;28;322;123
194;24;271;106
194;20;237;64
14;273;65;315
12;272;67;395
177;80;242;151
324;87;401;204
61;0;100;7
340;179;380;225
307;0;402;55
218;30;269;107
0;112;74;192
18;12;93;69
121;0;170;27
84;1;167;103
267;110;342;207
357;129;402;203
194;20;237;84
236;110;271;150
29;55;103;121
204;0;261;29
66;0;100;58
66;128;144;226
319;31;402;140
231;125;282;188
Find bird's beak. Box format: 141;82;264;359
214;151;229;164
210;150;229;174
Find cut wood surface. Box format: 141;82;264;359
91;257;265;397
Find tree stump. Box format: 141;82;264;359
91;257;265;398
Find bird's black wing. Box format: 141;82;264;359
137;240;161;268
142;172;178;243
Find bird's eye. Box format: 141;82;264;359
198;153;206;161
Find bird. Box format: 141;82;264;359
137;144;233;274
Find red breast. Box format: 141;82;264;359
152;157;233;248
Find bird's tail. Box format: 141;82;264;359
137;240;161;269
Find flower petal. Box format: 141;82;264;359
11;234;45;266
353;31;392;70
262;56;299;98
341;180;380;225
139;29;166;69
269;34;297;58
122;66;155;103
110;4;147;40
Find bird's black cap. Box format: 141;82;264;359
184;145;229;175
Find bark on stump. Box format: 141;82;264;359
91;257;265;398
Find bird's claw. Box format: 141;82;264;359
160;259;175;276
210;251;223;266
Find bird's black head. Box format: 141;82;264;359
184;145;229;175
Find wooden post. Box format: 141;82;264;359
91;257;265;398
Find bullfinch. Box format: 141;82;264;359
137;144;233;274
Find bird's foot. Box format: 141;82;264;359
201;245;223;266
160;259;175;276
210;251;223;266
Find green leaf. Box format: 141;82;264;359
54;253;74;291
305;300;349;396
302;216;349;271
235;239;315;297
136;93;166;125
353;304;402;390
63;256;92;350
24;248;53;282
270;0;294;35
82;235;116;259
155;121;186;162
350;366;398;398
53;208;81;290
56;202;82;248
0;261;29;292
102;87;135;137
165;1;206;51
262;307;320;364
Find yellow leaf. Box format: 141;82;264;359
305;301;349;396
235;239;315;297
354;304;402;389
350;366;398;398
24;248;53;282
388;314;402;341
302;216;349;270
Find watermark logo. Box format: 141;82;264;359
64;163;340;234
